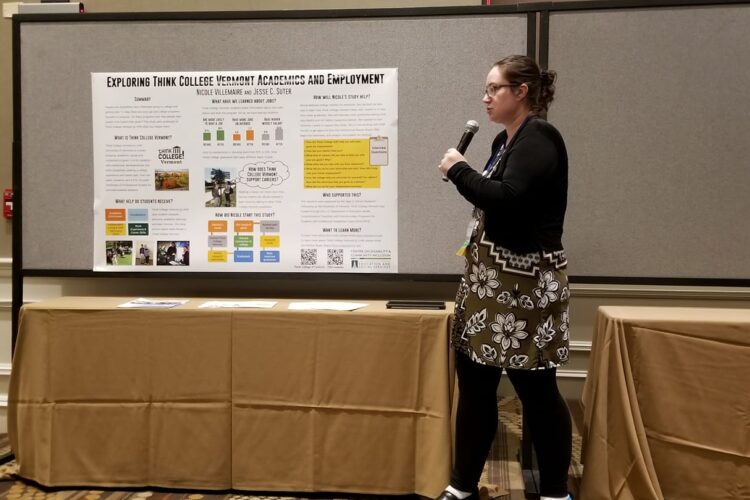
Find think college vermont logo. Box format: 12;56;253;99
158;146;185;165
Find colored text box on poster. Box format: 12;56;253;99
234;235;254;248
208;235;227;247
208;250;228;263
234;220;254;232
127;209;149;222
260;235;280;248
234;251;254;263
128;223;149;236
208;220;228;232
105;209;126;221
260;220;280;232
303;139;380;188
260;251;280;263
106;223;126;236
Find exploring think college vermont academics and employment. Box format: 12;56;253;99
92;68;398;272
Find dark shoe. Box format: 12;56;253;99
435;489;480;500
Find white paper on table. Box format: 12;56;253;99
288;301;368;312
117;298;189;308
198;300;277;309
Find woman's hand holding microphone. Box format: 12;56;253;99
439;148;466;180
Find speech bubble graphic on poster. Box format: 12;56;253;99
238;161;290;189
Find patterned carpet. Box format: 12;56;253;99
0;398;582;500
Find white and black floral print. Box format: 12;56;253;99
533;314;556;349
470;243;479;262
481;344;498;361
471;209;482;238
560;307;570;341
508;354;529;369
455;279;469;308
490;312;529;351
469;262;501;299
463;308;488;337
469;350;487;365
451;208;570;370
497;283;535;310
533;270;560;309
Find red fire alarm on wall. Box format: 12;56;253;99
3;188;12;219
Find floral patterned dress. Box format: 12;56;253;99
451;208;570;369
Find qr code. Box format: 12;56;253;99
327;248;344;266
300;248;317;266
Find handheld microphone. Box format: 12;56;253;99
443;120;480;182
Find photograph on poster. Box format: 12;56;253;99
105;240;133;265
157;241;190;266
135;242;154;265
204;168;236;207
155;169;189;191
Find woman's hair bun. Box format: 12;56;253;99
495;55;557;113
540;69;557;86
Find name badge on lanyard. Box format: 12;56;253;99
455;144;506;256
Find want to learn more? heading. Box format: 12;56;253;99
106;72;386;88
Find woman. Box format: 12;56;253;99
437;55;572;500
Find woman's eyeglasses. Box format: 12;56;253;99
484;83;520;97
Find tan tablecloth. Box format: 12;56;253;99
9;297;454;496
580;306;750;500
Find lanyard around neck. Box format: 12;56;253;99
483;114;535;178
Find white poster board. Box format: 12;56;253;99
92;68;398;272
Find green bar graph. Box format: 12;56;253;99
203;131;211;141
217;129;225;141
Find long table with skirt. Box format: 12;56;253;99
580;306;750;500
9;296;454;497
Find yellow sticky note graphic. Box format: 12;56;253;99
207;251;228;263
304;139;380;188
105;223;127;236
260;235;280;247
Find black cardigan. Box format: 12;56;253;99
447;116;568;254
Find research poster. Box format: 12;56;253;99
92;69;398;272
